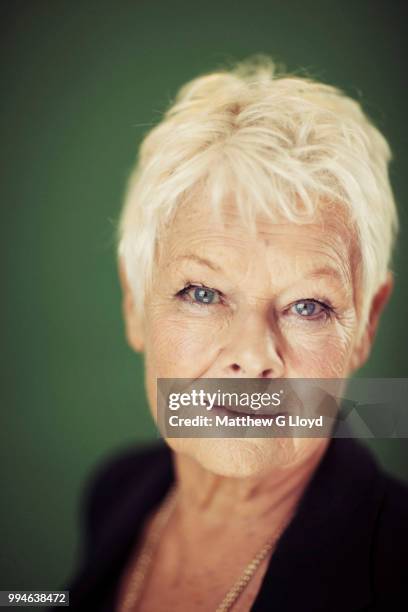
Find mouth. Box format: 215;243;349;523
207;403;287;418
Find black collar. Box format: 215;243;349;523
252;438;385;611
74;437;386;611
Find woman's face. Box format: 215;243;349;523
123;196;377;476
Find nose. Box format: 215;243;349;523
218;309;284;378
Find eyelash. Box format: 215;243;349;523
176;283;226;307
175;283;336;322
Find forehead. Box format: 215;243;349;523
159;195;358;275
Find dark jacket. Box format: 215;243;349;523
62;438;408;611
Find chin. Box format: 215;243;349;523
166;437;313;477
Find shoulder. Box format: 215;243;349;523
79;441;172;555
373;470;408;556
84;440;171;518
85;441;169;509
379;470;408;525
371;469;408;607
338;440;408;566
296;439;408;609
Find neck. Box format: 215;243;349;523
171;439;330;541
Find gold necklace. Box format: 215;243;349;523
120;485;290;612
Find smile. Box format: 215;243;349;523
209;403;286;418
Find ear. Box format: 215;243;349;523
349;271;394;373
118;257;145;352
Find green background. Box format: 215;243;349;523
1;0;407;594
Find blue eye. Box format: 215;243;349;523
291;300;329;319
193;287;217;304
177;284;222;306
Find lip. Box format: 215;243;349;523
208;403;287;418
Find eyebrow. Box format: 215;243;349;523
173;254;224;273
303;266;347;285
175;257;346;283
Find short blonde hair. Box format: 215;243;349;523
116;54;398;336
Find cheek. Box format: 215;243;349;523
285;322;356;377
144;309;223;378
143;309;224;428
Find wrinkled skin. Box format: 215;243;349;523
120;195;392;477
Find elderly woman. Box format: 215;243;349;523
65;56;408;611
